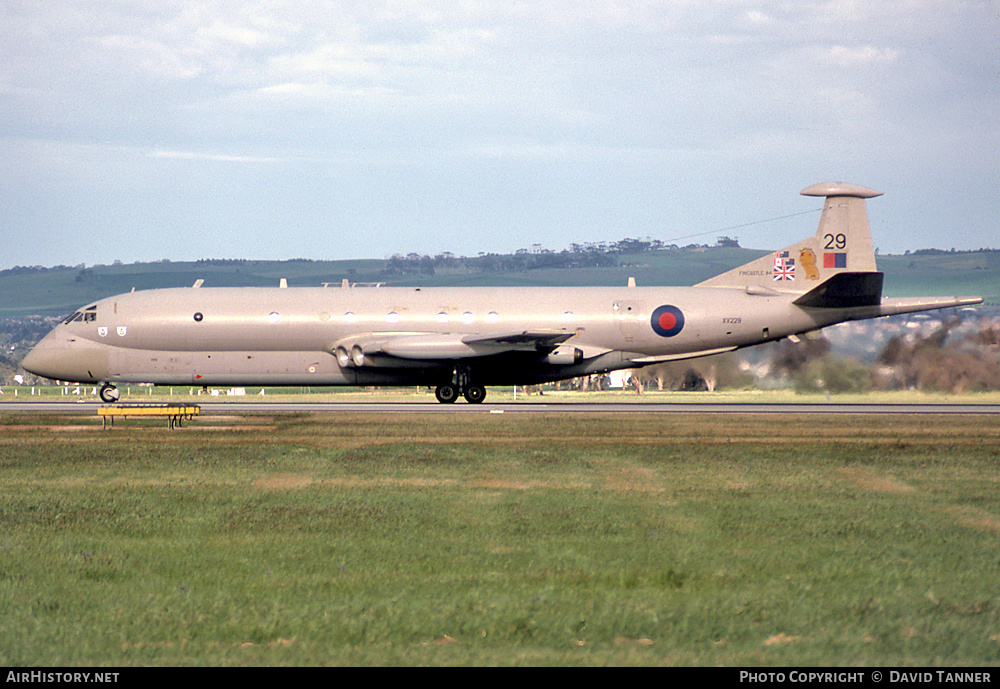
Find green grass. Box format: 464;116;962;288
1;411;1000;665
6;384;1000;407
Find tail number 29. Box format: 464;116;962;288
824;233;847;250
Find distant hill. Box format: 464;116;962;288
2;248;997;318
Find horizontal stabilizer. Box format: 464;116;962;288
876;296;983;317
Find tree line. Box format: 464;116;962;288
382;236;737;276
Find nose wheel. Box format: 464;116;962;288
99;384;120;404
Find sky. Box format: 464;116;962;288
1;0;997;270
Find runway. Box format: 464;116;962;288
3;400;1000;414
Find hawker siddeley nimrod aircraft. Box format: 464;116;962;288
22;182;983;404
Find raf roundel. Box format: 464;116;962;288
650;305;685;337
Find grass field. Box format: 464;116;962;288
7;384;1000;407
2;409;1000;666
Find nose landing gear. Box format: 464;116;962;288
99;384;120;404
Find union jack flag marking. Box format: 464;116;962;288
773;251;795;281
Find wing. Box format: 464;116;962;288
334;330;580;367
461;329;576;348
381;330;574;360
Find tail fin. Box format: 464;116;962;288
696;182;883;291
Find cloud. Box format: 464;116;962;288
820;44;900;66
1;0;998;269
147;148;287;163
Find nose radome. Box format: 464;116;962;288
19;346;46;377
21;340;109;383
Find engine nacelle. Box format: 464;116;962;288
545;345;583;366
350;345;365;368
335;346;351;368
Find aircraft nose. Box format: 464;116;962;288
21;345;63;379
21;336;109;383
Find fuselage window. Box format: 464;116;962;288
63;306;97;324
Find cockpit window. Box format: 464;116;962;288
62;305;97;324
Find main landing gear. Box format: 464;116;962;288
434;366;486;404
99;383;120;403
434;383;486;404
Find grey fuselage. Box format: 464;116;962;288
23;284;854;388
22;182;984;396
